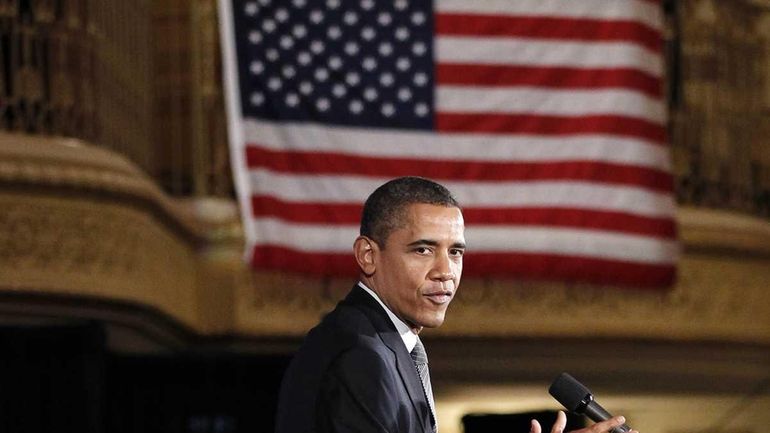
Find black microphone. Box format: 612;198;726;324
548;372;632;433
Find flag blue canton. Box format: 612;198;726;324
233;0;435;130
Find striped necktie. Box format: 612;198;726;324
410;337;437;432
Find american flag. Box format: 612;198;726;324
218;0;678;288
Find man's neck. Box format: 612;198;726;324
357;282;419;351
357;280;420;334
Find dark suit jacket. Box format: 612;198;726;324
275;285;434;433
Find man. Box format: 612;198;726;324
275;177;634;433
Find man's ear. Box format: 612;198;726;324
353;236;377;276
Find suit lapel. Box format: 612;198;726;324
344;285;433;433
380;330;433;433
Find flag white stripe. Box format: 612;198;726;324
436;0;663;32
249;218;678;264
247;169;676;217
242;119;671;170
446;180;675;217
437;37;663;77
437;86;666;124
469;226;678;263
250;218;356;252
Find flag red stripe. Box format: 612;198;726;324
251;196;363;224
251;246;358;276
435;14;662;52
466;252;676;287
436;113;667;143
250;196;676;238
437;64;662;97
245;146;673;190
251;195;363;225
251;246;676;287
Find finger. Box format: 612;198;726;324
531;419;542;433
551;411;567;433
590;416;626;433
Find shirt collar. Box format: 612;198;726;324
358;281;418;352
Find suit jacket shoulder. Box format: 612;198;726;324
275;285;432;433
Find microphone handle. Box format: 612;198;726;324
583;401;631;433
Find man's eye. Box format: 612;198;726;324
414;247;431;254
450;249;465;257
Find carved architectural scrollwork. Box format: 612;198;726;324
0;1;18;18
29;0;55;24
0;0;152;177
669;0;770;217
0;133;207;329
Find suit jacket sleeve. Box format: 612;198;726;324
316;343;410;433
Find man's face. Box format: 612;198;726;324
364;203;465;333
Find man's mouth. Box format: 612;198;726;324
424;291;453;305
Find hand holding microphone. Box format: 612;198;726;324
528;411;630;433
530;373;638;433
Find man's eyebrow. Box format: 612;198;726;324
407;239;439;247
407;239;466;249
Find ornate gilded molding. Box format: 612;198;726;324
0;133;205;328
234;207;770;345
0;133;203;236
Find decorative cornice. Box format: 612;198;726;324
1;132;769;347
0;133;204;329
0;132;205;241
678;207;770;257
234;207;770;345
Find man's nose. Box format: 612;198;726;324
429;251;455;281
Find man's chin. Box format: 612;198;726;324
419;314;447;329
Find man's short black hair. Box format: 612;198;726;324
360;176;460;247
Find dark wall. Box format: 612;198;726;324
463;410;586;433
105;354;290;433
0;324;106;433
0;324;291;433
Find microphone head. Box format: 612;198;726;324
548;372;592;412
